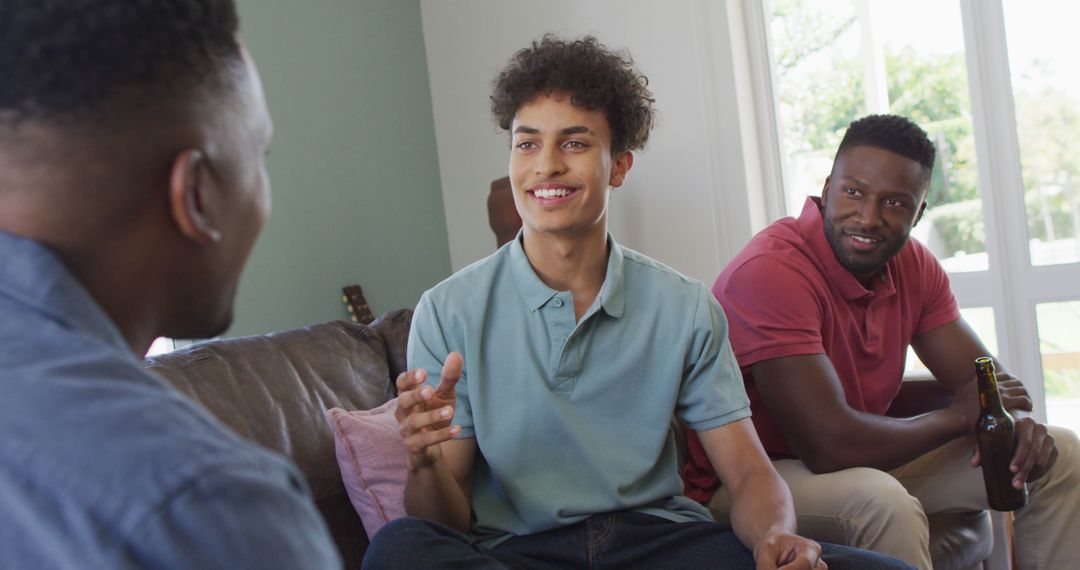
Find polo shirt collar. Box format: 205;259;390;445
596;240;625;318
0;229;132;354
796;197;895;301
509;230;626;318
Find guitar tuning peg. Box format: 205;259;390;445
341;295;348;303
346;305;354;313
350;316;359;322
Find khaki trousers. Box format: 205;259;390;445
706;427;1080;570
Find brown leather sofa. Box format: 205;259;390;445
144;309;999;570
145;310;412;569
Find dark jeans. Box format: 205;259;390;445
361;512;914;569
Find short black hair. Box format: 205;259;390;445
836;114;937;180
491;35;656;153
0;0;241;124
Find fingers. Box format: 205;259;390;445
754;540;780;570
993;373;1036;410
1033;438;1060;481
394;366;458;429
434;352;463;399
401;419;461;455
998;376;1033;412
775;555;814;570
394;369;429;419
1010;419;1055;486
1011;419;1056;485
759;534;822;570
971;445;981;468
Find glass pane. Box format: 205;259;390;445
145;337;175;357
768;0;986;272
1003;1;1080;267
906;306;997;372
1036;302;1080;436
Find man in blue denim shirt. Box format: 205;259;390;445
0;1;338;568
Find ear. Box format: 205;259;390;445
820;175;832;201
914;200;927;227
608;151;634;188
168;149;221;245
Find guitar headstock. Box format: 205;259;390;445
341;284;375;325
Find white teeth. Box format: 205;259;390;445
851;235;877;244
534;188;572;199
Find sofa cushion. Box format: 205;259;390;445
327;399;407;538
371;309;412;383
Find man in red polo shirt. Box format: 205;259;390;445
684;114;1080;570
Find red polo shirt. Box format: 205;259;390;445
683;197;959;502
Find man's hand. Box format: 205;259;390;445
753;529;827;570
1009;416;1058;484
996;373;1034;413
394;352;463;471
961;371;1057;486
971;415;1059;486
948;371;1033;436
991;372;1057;485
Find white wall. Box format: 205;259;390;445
420;0;768;285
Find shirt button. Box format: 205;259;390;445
552;298;564;308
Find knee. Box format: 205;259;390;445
821;542;916;570
363;517;442;567
371;516;436;541
1051;425;1079;461
843;469;926;531
1048;426;1080;481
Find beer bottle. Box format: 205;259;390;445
974;357;1028;511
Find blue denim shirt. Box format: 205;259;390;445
0;230;340;569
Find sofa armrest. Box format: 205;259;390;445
886;371;953;418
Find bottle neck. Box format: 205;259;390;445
977;369;1007;415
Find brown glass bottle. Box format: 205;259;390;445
974;357;1028;511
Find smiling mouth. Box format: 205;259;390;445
846;232;884;250
529;186;579;200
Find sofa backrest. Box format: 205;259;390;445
144;309;412;569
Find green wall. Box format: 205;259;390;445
228;0;450;336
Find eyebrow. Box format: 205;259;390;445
835;175;866;186
512;125;594;136
837;176;920;199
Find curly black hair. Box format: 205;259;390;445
836;114;937;180
0;0;241;124
490;35;656;153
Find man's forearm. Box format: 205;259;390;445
727;468;796;550
403;458;471;532
752;354;976;474
802;407;970;473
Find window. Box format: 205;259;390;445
1003;1;1080;267
146;337;176;357
754;0;1080;435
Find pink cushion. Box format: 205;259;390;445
326;398;407;538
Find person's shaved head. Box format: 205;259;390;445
0;0;273;353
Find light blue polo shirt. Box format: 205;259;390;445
408;234;750;545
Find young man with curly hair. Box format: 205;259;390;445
684;114;1080;569
363;36;909;570
0;1;339;567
